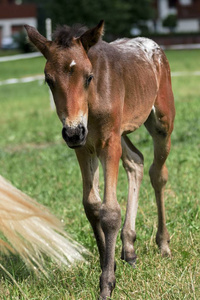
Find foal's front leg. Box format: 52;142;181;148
75;148;105;268
99;135;122;299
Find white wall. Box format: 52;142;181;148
0;17;37;39
156;0;199;33
158;0;177;20
177;19;200;32
179;0;192;5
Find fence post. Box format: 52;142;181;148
45;18;55;111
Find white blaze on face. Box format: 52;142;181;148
60;59;88;130
70;60;76;67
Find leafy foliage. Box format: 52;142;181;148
162;14;177;32
23;0;155;40
13;32;34;53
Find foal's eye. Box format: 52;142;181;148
45;76;54;88
85;74;93;87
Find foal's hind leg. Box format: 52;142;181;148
75;148;105;267
145;104;175;256
120;136;144;266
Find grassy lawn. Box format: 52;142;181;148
0;50;199;299
0;49;200;81
0;56;45;81
0;49;22;57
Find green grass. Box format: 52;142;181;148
0;56;45;81
0;49;199;299
165;49;200;72
0;49;22;57
0;49;199;81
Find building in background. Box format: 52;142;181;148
153;0;200;33
0;0;37;48
0;0;200;49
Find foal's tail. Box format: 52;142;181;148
0;175;89;272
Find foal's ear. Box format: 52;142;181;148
79;20;104;52
24;25;51;59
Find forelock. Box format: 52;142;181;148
52;24;88;48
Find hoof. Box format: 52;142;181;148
99;295;111;300
156;231;171;257
127;257;137;268
121;251;137;268
100;276;115;300
160;245;171;257
99;283;114;300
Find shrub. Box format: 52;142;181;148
162;14;177;32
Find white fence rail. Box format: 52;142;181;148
0;49;199;110
0;52;42;63
0;74;44;86
1;71;200;88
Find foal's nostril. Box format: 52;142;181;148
62;127;68;141
79;124;85;138
62;124;87;147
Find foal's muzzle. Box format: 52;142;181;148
62;124;88;148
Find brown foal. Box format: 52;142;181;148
25;21;175;299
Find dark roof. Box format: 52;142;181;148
0;3;36;19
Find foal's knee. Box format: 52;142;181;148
149;163;168;191
83;192;101;223
100;203;121;234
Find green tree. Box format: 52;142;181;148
128;0;155;22
162;14;177;33
23;0;155;40
46;0;131;39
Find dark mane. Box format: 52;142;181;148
52;24;88;48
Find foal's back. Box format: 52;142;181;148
88;37;172;135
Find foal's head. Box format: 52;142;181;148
25;21;104;148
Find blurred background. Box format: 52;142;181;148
0;0;200;52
